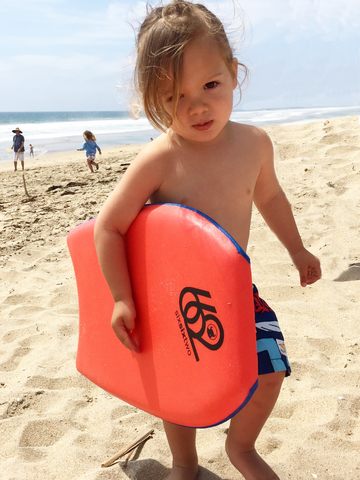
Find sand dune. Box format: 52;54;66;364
1;117;359;479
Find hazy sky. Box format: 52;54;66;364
1;0;359;112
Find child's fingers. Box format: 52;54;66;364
307;265;322;284
300;263;322;287
112;320;139;354
111;302;139;353
300;269;308;287
292;249;321;287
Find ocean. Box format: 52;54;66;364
1;106;360;163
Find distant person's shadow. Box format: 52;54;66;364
120;459;230;480
334;263;360;282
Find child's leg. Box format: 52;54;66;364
163;420;198;480
226;370;285;480
87;158;94;172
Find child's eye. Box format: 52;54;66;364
204;81;218;89
166;93;184;103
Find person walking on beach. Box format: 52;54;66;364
11;127;25;171
94;2;321;479
77;130;102;172
29;144;34;158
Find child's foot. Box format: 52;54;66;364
227;447;279;480
165;465;198;480
95;162;99;170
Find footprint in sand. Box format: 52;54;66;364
0;346;31;372
2;324;40;343
25;375;90;390
19;419;68;447
1;391;45;419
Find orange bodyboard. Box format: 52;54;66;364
67;204;257;427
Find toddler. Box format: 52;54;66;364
94;2;321;479
77;130;102;172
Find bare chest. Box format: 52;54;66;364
150;152;260;241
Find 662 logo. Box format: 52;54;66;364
177;287;224;362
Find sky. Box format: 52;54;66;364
1;0;359;112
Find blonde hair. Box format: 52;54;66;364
83;130;97;142
133;0;248;132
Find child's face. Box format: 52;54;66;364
161;36;238;143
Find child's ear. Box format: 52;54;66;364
231;58;239;89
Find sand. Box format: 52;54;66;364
0;116;359;480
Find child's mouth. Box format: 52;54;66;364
192;120;213;131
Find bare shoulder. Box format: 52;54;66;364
230;122;273;162
130;134;173;170
111;133;174;202
96;134;174;233
232;122;272;147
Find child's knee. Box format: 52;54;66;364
258;371;285;389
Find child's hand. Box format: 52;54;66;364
111;299;139;354
290;247;322;287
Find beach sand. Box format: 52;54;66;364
1;116;359;479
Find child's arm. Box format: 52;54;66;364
77;143;86;152
94;148;164;352
95;143;102;155
253;131;321;287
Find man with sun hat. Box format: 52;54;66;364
11;127;25;171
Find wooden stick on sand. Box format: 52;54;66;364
101;429;155;468
22;174;30;197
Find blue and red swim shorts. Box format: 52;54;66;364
253;285;291;377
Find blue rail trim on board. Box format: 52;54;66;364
200;379;258;429
144;203;251;264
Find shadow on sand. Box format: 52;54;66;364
334;263;360;282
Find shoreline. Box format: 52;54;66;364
1;108;359;164
0;143;145;172
1;112;359;171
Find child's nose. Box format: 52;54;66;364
188;95;208;115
